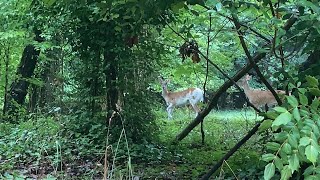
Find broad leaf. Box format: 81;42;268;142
280;165;292;180
262;154;276;162
287;96;299;107
299;93;308;106
274;156;283;170
266;111;279;119
305;76;319;87
264;163;275;180
292;107;301;122
299;137;311;146
259;120;272;132
206;0;218;6
311;98;319;110
43;0;56;6
288;154;300;173
282;143;292;154
266;142;281;151
274;107;288;113
288;135;298;148
309;88;320;96
305;145;318;163
272;111;292;127
275;132;288;142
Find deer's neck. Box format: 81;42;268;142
161;86;169;97
241;82;252;96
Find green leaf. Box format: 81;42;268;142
288;154;299;173
287;96;299;107
303;166;316;176
266;142;281;151
306;76;319;87
275;132;288;141
43;0;56;6
298;88;307;94
206;0;218;6
292;107;301;122
288;135;298;148
282;143;292;154
266;111;279;119
299;93;308;106
114;26;122;32
280;165;292;180
311;98;319;110
274;156;283;170
264;163;275;180
272;111;292;127
259;120;272;132
262;154;276;162
305;145;318;163
309;88;320;96
299;137;311;146
274;107;287;113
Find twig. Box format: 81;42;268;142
224;160;239;180
200;5;271;43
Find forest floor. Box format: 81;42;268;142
1;109;265;179
132;108;264;179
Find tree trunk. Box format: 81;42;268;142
104;50;119;124
3;29;43;119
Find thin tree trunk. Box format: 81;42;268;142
3;45;10;116
104;50;119;124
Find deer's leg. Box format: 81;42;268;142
167;104;174;120
190;103;200;117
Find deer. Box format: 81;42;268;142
159;77;204;119
236;74;287;110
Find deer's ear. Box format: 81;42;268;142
158;76;164;82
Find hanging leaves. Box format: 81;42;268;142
179;40;200;63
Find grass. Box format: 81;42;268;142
133;108;265;179
0;108;265;179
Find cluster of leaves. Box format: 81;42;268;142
262;76;320;179
0;116;61;173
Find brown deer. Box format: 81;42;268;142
159;77;204;119
236;74;286;109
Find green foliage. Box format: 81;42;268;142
0;116;61;173
262;76;320;179
2;0;320;178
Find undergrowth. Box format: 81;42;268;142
0;108;265;179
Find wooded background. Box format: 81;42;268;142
1;0;320;179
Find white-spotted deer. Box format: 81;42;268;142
159;77;204;119
236;74;286;110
